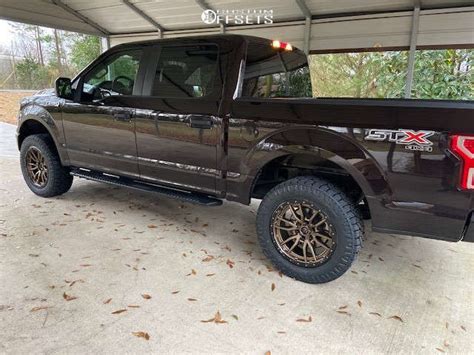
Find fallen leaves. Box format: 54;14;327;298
201;311;227;324
271;283;275;292
147;224;157;229
296;315;312;323
369;312;382;317
226;259;235;269
103;298;112;304
388;315;404;323
187;298;198;302
132;331;150;340
30;306;49;312
141;294;152;300
111;309;127;315
336;310;351;316
186;269;197;276
202;255;214;262
62;292;77;301
357;301;362;307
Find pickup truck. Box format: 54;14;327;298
16;34;474;284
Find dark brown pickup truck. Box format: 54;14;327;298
16;34;474;283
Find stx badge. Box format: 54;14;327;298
365;129;435;152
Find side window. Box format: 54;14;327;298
242;43;311;98
82;49;143;101
151;45;218;98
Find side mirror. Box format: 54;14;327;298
55;77;73;100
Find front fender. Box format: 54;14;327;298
17;98;68;164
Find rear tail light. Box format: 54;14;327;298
450;135;474;189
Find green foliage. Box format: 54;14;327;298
70;35;101;73
309;49;473;100
15;58;50;89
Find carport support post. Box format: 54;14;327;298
295;0;312;55
101;37;110;53
405;2;420;98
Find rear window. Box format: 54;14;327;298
242;42;312;98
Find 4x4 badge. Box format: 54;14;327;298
365;129;434;152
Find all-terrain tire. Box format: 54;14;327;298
256;176;363;284
20;134;73;197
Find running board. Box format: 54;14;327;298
70;168;223;206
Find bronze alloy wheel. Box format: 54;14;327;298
271;201;336;267
25;146;48;188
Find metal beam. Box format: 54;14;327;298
51;0;110;35
194;0;225;32
295;0;312;18
405;1;421;98
122;0;164;38
295;0;312;55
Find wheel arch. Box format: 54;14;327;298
231;127;390;212
17;117;67;164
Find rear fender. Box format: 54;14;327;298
238;127;390;202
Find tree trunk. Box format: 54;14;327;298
35;26;44;66
54;29;62;75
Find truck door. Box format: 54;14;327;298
134;44;222;195
62;48;147;177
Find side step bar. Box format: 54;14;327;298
70;168;223;206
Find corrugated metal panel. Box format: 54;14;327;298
0;0;473;51
109;7;474;52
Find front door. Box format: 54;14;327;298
62;48;145;177
134;44;223;194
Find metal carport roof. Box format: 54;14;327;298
0;0;473;53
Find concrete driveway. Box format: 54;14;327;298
0;124;473;353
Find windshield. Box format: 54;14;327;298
242;41;312;98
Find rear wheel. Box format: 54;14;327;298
256;176;363;283
20;134;73;197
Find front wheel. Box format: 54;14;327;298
256;176;363;284
20;134;73;197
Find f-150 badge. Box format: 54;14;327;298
365;129;435;152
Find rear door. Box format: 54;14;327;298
134;43;223;194
62;47;147;177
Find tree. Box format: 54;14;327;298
69;35;101;73
309;49;473;100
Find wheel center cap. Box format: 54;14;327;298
299;225;310;236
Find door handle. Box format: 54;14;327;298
113;112;131;121
189;115;213;129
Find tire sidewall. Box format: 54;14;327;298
257;180;359;283
20;136;61;197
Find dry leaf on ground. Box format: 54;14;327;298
296;315;312;322
388;315;404;323
63;292;77;301
132;331;150;340
111;309;127;314
141;294;152;299
201;311;227;324
30;306;49;312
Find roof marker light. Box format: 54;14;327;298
271;40;293;51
